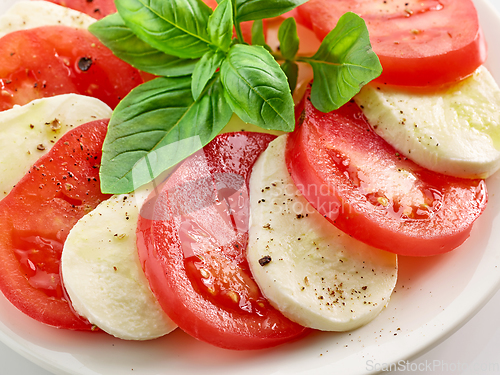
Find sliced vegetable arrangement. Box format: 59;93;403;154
89;0;383;193
0;0;497;356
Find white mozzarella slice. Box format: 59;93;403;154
62;191;177;340
354;66;500;179
247;135;398;332
0;94;111;197
0;1;95;37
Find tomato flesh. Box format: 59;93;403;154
40;0;117;19
286;91;487;256
0;120;111;329
296;0;487;87
137;132;308;350
0;26;143;111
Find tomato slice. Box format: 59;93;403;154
40;0;117;19
0;120;111;330
296;0;487;87
0;26;143;111
286;90;487;256
137;132;308;350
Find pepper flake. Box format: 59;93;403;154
259;255;272;266
78;57;93;71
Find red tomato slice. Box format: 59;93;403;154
137;132;308;350
0;120;111;330
286;90;487;256
0;26;143;111
38;0;117;19
296;0;487;87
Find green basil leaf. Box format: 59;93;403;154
208;0;233;51
115;0;213;59
301;12;382;113
89;13;197;77
235;0;309;22
192;49;226;100
100;75;232;194
220;44;294;131
278;17;299;60
281;60;298;94
251;20;272;53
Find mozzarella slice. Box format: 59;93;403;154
62;189;177;340
354;66;500;179
0;1;95;37
0;94;111;197
247;135;398;332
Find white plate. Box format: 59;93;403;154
0;0;500;374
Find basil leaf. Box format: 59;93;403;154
278;17;299;60
115;0;213;59
281;60;298;94
89;13;197;77
100;75;232;194
251;20;272;53
235;0;309;22
192;49;226;100
220;44;294;132
208;0;233;51
301;12;382;113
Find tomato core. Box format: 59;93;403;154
13;234;64;299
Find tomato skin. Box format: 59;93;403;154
0;26;143;111
137;132;308;350
286;91;487;256
375;29;486;87
0;120;111;330
296;0;487;87
39;0;117;19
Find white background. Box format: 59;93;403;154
0;0;499;374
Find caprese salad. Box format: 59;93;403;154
0;0;497;355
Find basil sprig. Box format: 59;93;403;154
90;0;382;194
298;12;383;113
87;13;198;77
